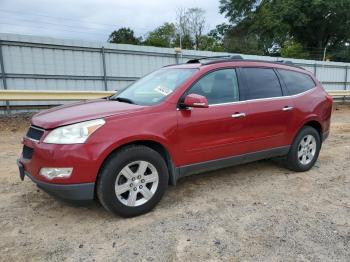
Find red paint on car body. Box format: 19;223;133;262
19;60;332;187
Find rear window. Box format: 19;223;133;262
241;68;283;100
278;69;315;95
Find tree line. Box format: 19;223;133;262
108;1;350;62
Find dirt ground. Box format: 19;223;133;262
0;105;349;262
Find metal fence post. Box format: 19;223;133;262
101;46;108;91
0;40;10;113
344;66;348;103
313;63;317;76
174;48;182;64
175;52;179;64
345;66;348;91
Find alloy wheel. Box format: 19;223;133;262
114;161;159;207
297;134;317;165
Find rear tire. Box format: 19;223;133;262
284;126;321;172
97;145;169;217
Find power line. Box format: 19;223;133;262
0;17;114;31
0;22;110;37
1;8;349;56
0;9;155;41
0;9;151;32
0;17;113;34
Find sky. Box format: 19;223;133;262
0;0;227;42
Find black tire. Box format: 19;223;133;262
284;126;321;172
97;145;169;217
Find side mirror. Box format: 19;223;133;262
182;93;209;108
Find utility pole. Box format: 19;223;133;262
179;33;183;61
323;45;327;61
323;42;330;61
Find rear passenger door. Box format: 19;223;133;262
239;67;294;152
276;68;318;142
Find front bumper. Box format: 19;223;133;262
20;136;104;184
17;160;95;202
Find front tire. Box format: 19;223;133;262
284;126;321;172
97;145;169;217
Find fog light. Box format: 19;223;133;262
40;167;73;180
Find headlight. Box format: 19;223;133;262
43;119;105;144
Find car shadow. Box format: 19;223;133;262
21;158;295;220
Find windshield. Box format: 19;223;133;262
110;68;197;105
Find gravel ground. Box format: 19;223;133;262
0;105;349;262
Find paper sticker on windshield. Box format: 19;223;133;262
154;86;173;96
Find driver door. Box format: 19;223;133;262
176;68;251;166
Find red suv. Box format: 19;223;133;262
18;57;333;217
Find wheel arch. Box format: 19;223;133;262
96;139;178;188
303;120;322;138
291;118;323;146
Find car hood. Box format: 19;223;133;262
31;99;146;129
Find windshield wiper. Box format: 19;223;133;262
110;97;135;104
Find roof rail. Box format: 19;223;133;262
184;56;306;71
276;60;294;65
186;55;243;64
275;60;305;70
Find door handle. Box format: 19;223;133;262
282;106;293;111
231;112;246;118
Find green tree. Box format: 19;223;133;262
281;41;309;59
143;23;176;48
327;43;350;62
187;8;206;50
198;35;225;52
173;34;194;50
175;7;207;50
108;27;141;45
107;8;223;52
219;0;350;60
208;23;230;45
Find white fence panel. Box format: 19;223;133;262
0;33;350;113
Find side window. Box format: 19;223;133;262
278;69;316;95
187;69;239;105
241;68;283;100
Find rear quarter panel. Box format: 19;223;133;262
289;86;332;144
